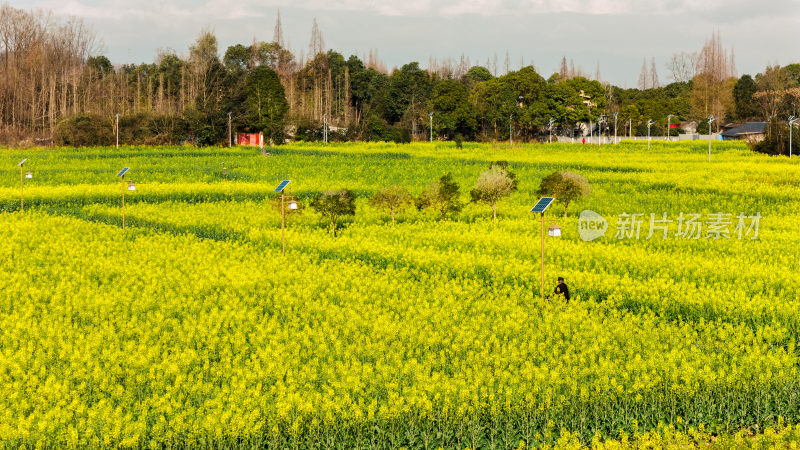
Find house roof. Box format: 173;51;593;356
721;122;766;137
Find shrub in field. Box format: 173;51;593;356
536;171;591;217
416;172;462;219
310;189;356;236
454;134;464;149
370;186;413;224
470;163;518;221
54;114;114;147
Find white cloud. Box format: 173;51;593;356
22;0;799;20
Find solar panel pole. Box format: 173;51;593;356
19;160;25;214
121;172;126;229
541;212;545;299
275;180;291;255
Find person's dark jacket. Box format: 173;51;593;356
554;283;570;301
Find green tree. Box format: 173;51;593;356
733;75;758;120
387;62;431;129
428;80;476;139
87;55;113;78
416;173;462;219
223;44;251;71
370;186;413;224
536;171;591;217
244;66;289;144
310;189;356;237
470;163;518;221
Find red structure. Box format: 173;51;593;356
237;132;264;147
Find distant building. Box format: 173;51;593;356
721;122;766;142
680;121;698;134
237;132;264;147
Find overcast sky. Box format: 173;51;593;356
10;0;800;86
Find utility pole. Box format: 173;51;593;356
509;114;513;147
598;115;606;146
666;114;674;141
115;114;120;148
707;115;715;162
428;112;433;142
323;114;328;145
613;112;618;144
228;112;232;147
629;118;632;138
647;120;655;150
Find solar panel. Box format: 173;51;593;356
530;197;555;213
117;167;129;177
274;180;291;192
17;159;27;166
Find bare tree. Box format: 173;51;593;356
754;65;789;119
649;57;659;89
691;31;736;123
666;52;697;83
308;18;325;58
638;58;648;90
273;10;285;47
559;56;568;80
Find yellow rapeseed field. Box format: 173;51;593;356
0;141;799;448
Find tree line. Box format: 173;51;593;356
1;5;798;147
309;163;589;237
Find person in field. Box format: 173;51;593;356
553;277;570;301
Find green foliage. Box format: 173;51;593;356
536;171;591;217
416;173;462;218
733;75;759;120
54;114;113;147
428;80;476;139
310;189;356;236
370;186;413;224
86;55;113;77
244;66;289;144
453;134;463;149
